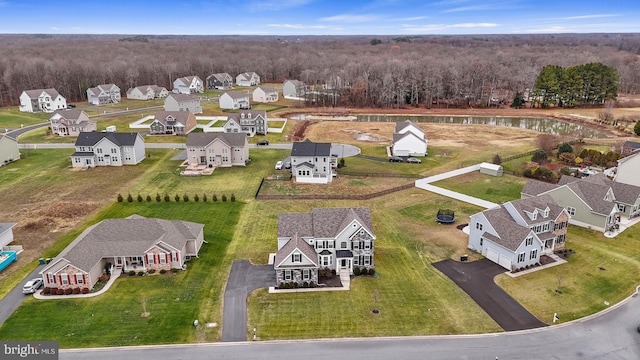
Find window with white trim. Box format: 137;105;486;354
525;237;533;246
147;253;154;264
567;207;576;217
517;253;525;263
292;253;301;262
75;274;84;284
61;274;69;285
160;255;166;264
530;249;538;260
284;270;292;281
302;269;310;281
341;242;347;249
476;222;483;231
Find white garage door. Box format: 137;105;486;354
486;248;499;263
498;255;511;270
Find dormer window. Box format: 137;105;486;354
292;253;301;262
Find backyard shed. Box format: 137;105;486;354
480;162;503;177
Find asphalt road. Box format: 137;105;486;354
60;287;640;359
0;264;46;327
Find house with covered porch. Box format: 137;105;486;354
274;207;375;287
39;215;205;291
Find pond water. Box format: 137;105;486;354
356;114;608;138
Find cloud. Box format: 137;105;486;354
247;0;313;12
319;14;380;23
526;26;567;33
267;23;330;29
50;27;60;31
560;14;619;20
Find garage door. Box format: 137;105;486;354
486;248;499;263
498;255;511;270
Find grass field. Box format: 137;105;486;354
0;108;51;128
0;201;243;347
432;172;528;203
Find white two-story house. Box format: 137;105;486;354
173;76;204;94
70;132;145;168
274;207;375;287
252;86;279;103
19;88;67;113
223;110;268;137
164;94;202;114
391;120;427;157
126;85;169;100
219;91;250;110
290;139;335;184
236;72;260;87
86;84;121;105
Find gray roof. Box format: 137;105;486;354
274;233;318;268
186;132;247;148
564;178;616;215
166;93;200;102
41;217;203;273
0;222;16;235
255;86;277;93
291;139;331;157
207;73;231;82
237;72;257;80
227;110;267;122
52;109;89;121
521;179;560;196
285;79;304;87
508;195;566;226
177;76;202;85
23;88;61;99
277;208;373;239
153;111;193;126
482;206;533;251
222;91;250;99
392;131;426;144
74;132;141;147
395;120;419;132
88;84;118;95
128;85;166;95
582;173;640;205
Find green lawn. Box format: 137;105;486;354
432;172;528;203
0;201;243;347
0;108;51;128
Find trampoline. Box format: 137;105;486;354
436;209;455;224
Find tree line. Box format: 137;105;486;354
1;33;640;109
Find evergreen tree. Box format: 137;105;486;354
510;92;525;109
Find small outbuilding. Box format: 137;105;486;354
479;162;503;177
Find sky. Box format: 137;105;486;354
0;0;639;35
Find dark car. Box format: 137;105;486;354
406;157;422;164
257;140;269;146
389;156;403;162
66;104;76;109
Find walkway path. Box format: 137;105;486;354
34;267;122;300
415;164;499;209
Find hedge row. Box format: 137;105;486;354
117;193;235;203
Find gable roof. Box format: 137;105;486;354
237;72;258;80
51;109;88;121
255;86;277;93
88;84;119;95
291;139;331;157
186;132;247;148
285;79;304;87
482;206;535;251
227;110;267;122
277;207;373;239
274;233;318;268
0;222;16;235
153;111;193;126
74;132;141;147
563;178;616;215
222;91;250;99
207;73;232;82
521;179;560;197
392;131;426;145
506;195;566;226
581;172;640;205
23;88;61;99
395;119;423;133
166;93;200;102
176;76;202;85
41;217;203;273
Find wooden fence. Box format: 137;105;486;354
256;182;415;201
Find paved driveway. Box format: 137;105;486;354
0;264;46;327
433;258;547;331
222;260;275;342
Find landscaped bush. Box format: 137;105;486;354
171;268;179;274
148;269;156;274
81;287;90;294
73;287;81;294
194;194;199;202
117;193;123;202
309;281;316;288
183;194;189;202
127;193;133;202
146;195;152;202
56;288;64;295
42;287;50;295
221;194;227;202
353;267;361;276
230;194;235;202
159;269;166;274
64;288;73;295
156;193;161;202
164;194;171;202
137;194;143;202
212;194;217;202
128;270;136;276
99;274;109;282
319;267;333;278
137;271;144;276
368;268;376;276
202;194;208;202
278;282;285;289
174;194;180;202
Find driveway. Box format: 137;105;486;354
222;260;275;342
432;258;547;331
0;264;46;327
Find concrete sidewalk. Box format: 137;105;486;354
415;164;499;209
33;267;122;300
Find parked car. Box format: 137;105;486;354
22;278;43;294
257;140;269;146
275;161;283;170
66;104;76;109
389;156;403;162
406;157;422;164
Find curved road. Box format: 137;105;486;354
61;288;640;360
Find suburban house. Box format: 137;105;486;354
206;73;233;90
70;132;145;168
252;86;279;103
185;132;249;168
126;85;169;100
223;110;268;136
39;215;205;291
274;207;375;286
19;88;67;113
283;80;305;97
391;120;428;157
173;76;204;94
236;72;260;87
620;140;640;157
0;222;17;249
49;109;96;136
290;139;335;184
614;152;640;187
219;91;250;110
468;195;569;271
0;135;20;165
149;111;196;136
164;93;202;114
86;84;121;105
522;173;640;233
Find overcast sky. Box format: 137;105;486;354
0;0;638;35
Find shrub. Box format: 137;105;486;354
56;288;64;295
128;270;136;276
212;194;218;202
64;288;73;295
230;194;235;202
202;194;208;202
302;281;309;288
221;194;227;202
368;268;376;276
183;194;189;202
531;150;548;164
174;194;180;202
73;287;81;294
293;282;299;288
138;271;144;276
146;195;152;202
156;193;161;202
171;268;179;274
164;194;171;202
557;142;573;157
82;287;90;294
99;274;109;282
159;269;166;274
319;267;332;278
634;120;640;136
278;282;285;289
117;193;123;202
309;281;316;288
194;194;199;202
43;287;50;295
492;154;502;165
137;194;143;202
353;267;361;276
127;193;133;202
148;269;156;274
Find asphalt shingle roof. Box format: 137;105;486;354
482;206;533;251
153;111;193;126
23;88;60;99
274;233;318;268
277;208;373;239
291;139;331;157
74;132;140;147
186;132;247;148
521;179;560;196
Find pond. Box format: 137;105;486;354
356;114;608;138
